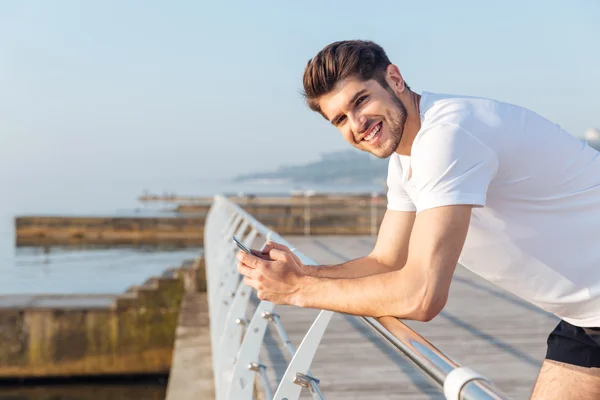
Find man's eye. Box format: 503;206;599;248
356;96;367;106
337;115;346;124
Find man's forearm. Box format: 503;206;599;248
303;255;395;279
291;266;442;320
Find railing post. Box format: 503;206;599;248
226;301;276;400
209;215;245;305
208;213;242;292
215;280;252;397
216;238;270;390
206;204;228;322
272;310;333;400
212;226;256;351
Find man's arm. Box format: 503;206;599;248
238;204;472;321
293;205;471;320
302;209;416;278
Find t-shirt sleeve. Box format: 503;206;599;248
411;123;499;213
386;155;417;212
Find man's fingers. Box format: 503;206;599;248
237;261;257;278
243;276;257;289
236;251;264;268
268;248;290;262
261;241;290;254
263;241;303;265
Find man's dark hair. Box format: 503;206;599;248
302;40;408;116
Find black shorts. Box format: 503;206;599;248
546;320;600;368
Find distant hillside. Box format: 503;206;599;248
232;150;388;185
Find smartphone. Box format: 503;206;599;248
232;236;252;254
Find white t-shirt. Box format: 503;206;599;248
387;91;600;327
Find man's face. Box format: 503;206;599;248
319;77;407;159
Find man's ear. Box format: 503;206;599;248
386;64;406;93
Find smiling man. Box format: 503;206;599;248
236;40;600;399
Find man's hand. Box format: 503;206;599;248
236;242;307;305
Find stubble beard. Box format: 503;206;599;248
371;90;407;159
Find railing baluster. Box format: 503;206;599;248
211;224;253;359
215;280;251;386
219;236;268;349
215;233;265;391
263;312;296;356
207;208;246;394
252;360;274;400
272;310;333;400
210;217;246;311
226;301;275;400
213;227;256;336
208;212;241;297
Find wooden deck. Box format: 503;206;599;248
252;235;558;400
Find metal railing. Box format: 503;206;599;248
204;195;508;400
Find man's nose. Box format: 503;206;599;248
349;114;367;135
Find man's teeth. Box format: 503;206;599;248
364;124;381;141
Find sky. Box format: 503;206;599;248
1;0;598;182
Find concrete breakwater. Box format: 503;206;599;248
15;216;205;247
16;194;387;247
0;258;207;379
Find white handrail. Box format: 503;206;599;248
204;195;508;400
